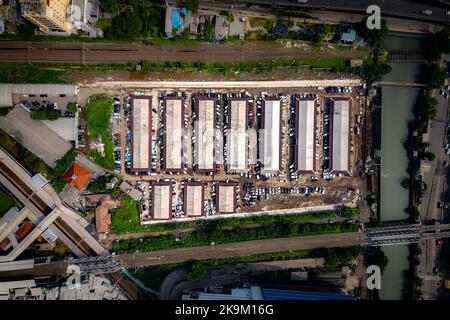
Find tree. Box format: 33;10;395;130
428;27;450;60
67;102;78;114
355;18;388;47
355;57;392;83
186;262;207;282
423;63;447;89
99;0;119;12
203;20;215;41
184;0;200;13
424;152;436;161
106;10;142;40
314;23;333;43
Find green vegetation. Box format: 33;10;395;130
86;95;114;170
314;24;333;43
428;27;450;60
99;0;119;12
366;247;388;274
0;128;53;178
139;56;352;73
106;10;142;40
355;18;389;47
111;195;341;235
51;151;77;192
0;63;67;83
86;174;121;195
184;0;200;13
112;221;359;253
67;102;78;114
354;57;391;84
422;63;447;89
30;110;61;121
104;4;164;40
0;190;14;216
130;246;363;291
186;262;207;282
248;17;274;31
203;20;215;41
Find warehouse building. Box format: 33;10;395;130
163;96;184;172
216;182;238;214
259;99;282;175
183;182;204;217
151;181;173;220
131;95;152;172
294;97;317;173
330;97;352;175
226;98;249;173
194;96;217;173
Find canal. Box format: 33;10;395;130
379;33;425;300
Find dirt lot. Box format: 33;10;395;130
67;66;358;85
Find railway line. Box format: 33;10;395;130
0;149;102;257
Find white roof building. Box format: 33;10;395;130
194;97;216;172
330;98;352;175
259;99;281;175
294;97;317;173
183;182;204;217
131;96;151;171
151;182;172;220
163;97;184;172
227;99;248;172
216;182;237;214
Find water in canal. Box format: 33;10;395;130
378;33;425;299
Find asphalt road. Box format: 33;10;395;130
418;53;449;300
116;232;363;268
191;0;450;24
0;41;366;64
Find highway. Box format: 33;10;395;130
116;232;363;268
0;41;366;64
190;0;450;24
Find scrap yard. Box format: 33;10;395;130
98;80;367;225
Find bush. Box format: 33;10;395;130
186;262;207;282
106;10;142;40
67;102;78;114
184;0;200;13
423;63;447;89
31;110;61;121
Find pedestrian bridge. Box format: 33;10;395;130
364;223;450;246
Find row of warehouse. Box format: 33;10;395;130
142;181;238;221
130;93;353;178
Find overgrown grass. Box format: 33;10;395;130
0;63;67;83
86;95;114;170
139;57;353;73
112;222;359;253
248;17;274;31
0;190;14;216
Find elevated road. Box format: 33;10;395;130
0;147;107;260
192;0;450;24
0;41;366;64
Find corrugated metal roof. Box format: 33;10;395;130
263;288;355;300
296;98;316;172
331;98;351;174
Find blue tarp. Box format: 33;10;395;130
181;7;187;16
263;288;355;301
171;9;182;29
341;29;356;42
